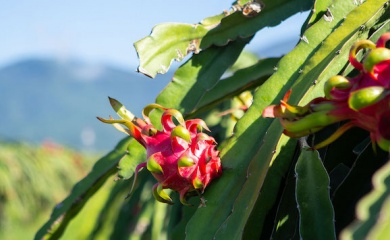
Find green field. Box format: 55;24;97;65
0;141;100;239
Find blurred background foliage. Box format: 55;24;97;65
0;141;96;238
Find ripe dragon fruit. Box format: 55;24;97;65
262;33;390;152
98;99;222;205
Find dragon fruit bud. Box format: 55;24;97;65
98;99;222;205
263;33;390;152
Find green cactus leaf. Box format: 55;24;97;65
200;0;313;49
119;192;156;239
168;195;199;239
340;155;390;240
134;23;209;78
295;144;336;240
87;172;156;239
134;0;312;78
35;137;136;239
101;171;153;239
151;201;169;239
370;19;390;44
184;1;389;239
192;57;279;116
229;51;260;72
133;10;228;78
242;136;298;239
269;157;300;240
365;197;390;240
156;38;250;114
304;0;333;27
117;140;146;179
287;0;380;106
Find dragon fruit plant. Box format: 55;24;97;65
36;1;390;239
263;33;390;152
97;98;222;205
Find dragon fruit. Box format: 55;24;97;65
262;33;390;152
98;99;222;205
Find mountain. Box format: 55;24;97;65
0;58;171;151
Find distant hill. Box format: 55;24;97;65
0;58;171;151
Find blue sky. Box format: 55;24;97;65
1;1;308;70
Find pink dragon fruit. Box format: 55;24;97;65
263;33;390;152
98;99;222;205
